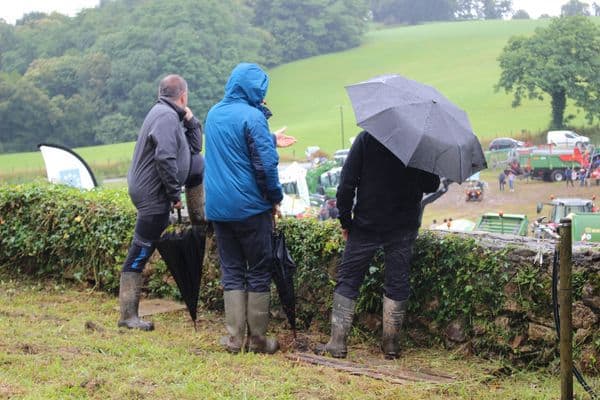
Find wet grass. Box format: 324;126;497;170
1;273;598;399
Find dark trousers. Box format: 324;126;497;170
335;226;418;302
213;211;273;293
122;212;170;273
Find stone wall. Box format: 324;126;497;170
404;231;600;373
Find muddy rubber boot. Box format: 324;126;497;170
117;272;154;331
381;296;407;360
219;290;247;354
247;292;279;354
185;184;205;226
314;293;355;358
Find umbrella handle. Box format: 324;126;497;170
177;208;182;224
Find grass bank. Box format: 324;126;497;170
1;274;598;399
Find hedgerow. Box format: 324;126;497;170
1;182;598;373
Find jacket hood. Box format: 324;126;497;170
224;63;269;106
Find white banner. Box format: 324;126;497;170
38;144;98;190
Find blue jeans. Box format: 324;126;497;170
122;212;170;273
213;211;273;293
335;226;418;302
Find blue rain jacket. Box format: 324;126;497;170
204;63;283;221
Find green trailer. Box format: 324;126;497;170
474;213;529;236
517;150;582;182
571;213;600;243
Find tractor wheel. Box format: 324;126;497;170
551;169;565;182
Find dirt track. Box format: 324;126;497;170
422;172;600;229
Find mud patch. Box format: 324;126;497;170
18;344;39;355
85;320;105;333
0;383;23;398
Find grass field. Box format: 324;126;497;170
2;19;599;179
2;274;598;399
266;19;597;157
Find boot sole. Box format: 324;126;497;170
314;344;347;359
118;321;154;331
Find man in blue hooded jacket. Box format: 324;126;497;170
205;63;295;354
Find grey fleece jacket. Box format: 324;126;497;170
127;97;202;216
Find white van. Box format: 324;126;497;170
547;130;590;147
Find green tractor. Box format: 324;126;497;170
305;160;341;199
532;197;599;242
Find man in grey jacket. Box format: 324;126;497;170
118;74;203;331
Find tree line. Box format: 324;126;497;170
0;0;597;152
0;0;368;152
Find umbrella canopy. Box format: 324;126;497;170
345;74;487;183
272;229;297;336
156;217;206;328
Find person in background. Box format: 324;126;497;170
508;171;515;192
119;74;203;331
204;63;295;354
315;130;439;359
565;166;574;187
579;168;587;187
498;171;506;191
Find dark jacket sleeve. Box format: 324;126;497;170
419;170;441;194
184;116;202;154
150;114;181;203
336;133;364;230
245;115;283;205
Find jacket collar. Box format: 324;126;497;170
158;97;186;121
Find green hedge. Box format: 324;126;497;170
0;182;510;329
4;182;598;372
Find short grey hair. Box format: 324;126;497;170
158;74;188;100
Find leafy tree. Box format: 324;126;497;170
455;0;512;19
480;0;512;19
496;16;600;129
94;113;137;144
512;9;530;19
561;0;591;16
371;0;455;25
0;74;61;151
252;0;368;63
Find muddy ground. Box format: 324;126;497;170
422;171;599;230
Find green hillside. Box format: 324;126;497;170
2;19;598;175
266;19;595;155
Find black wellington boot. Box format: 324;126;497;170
117;272;154;331
314;293;355;358
381;295;407;360
247;292;279;354
219;290;247;354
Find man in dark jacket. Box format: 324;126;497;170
205;63;295;354
118;74;203;331
316;130;440;359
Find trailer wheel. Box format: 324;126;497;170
551;169;565;182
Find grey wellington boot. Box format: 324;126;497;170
381;296;408;360
219;290;247;354
314;293;356;358
117;272;154;331
185;184;205;226
247;292;279;354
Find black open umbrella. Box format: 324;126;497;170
346;74;487;183
272;229;297;337
156;210;206;330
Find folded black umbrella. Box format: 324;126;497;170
272;229;297;337
156;210;206;329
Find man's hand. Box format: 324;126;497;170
341;228;349;241
184;107;194;121
272;204;282;219
172;200;183;210
274;126;297;148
